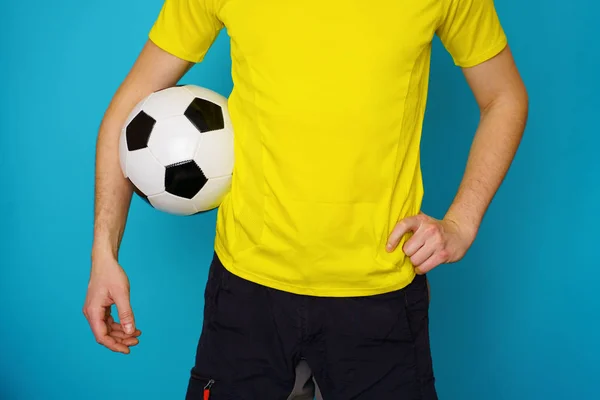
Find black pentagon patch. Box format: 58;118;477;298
184;98;224;133
165;160;208;199
126;111;156;151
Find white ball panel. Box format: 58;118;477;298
192;175;232;212
182;85;228;108
147;116;203;166
119;127;128;178
148;192;198;216
126;148;165;196
194;130;234;179
142;87;195;120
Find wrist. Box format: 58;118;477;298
91;240;118;264
443;210;479;244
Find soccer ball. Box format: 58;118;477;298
118;85;234;215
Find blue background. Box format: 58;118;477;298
1;0;598;399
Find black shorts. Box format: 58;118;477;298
185;253;437;400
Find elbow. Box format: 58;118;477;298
482;85;529;131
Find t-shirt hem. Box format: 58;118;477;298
148;30;206;64
455;37;508;68
214;244;416;297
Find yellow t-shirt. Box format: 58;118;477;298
149;0;507;296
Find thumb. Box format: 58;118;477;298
113;288;135;334
386;215;422;252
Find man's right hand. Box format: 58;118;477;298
83;257;141;354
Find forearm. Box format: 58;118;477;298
92;77;154;261
444;95;528;241
92;102;135;261
91;40;193;262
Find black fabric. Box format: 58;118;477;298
185;253;437;400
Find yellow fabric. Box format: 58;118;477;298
149;0;507;296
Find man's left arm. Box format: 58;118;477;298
386;46;528;274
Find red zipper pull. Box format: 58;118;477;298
203;379;215;400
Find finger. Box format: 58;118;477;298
415;252;447;275
108;332;139;346
107;331;139;347
386;216;422;252
409;241;436;266
106;314;113;335
87;306;109;342
87;306;130;354
404;220;445;256
110;322;142;337
107;335;138;351
112;288;135;335
121;337;140;347
402;227;429;257
110;328;142;340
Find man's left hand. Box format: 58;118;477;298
386;213;475;275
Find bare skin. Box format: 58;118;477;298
83;40;192;354
386;46;529;274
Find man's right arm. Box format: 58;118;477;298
84;40;192;353
92;40;192;261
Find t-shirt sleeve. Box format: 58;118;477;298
149;0;224;63
436;0;508;68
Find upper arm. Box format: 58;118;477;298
436;0;526;111
110;0;225;115
120;39;193;95
149;0;224;63
102;40;193;133
461;46;528;112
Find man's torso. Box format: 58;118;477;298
214;0;440;296
148;0;507;296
